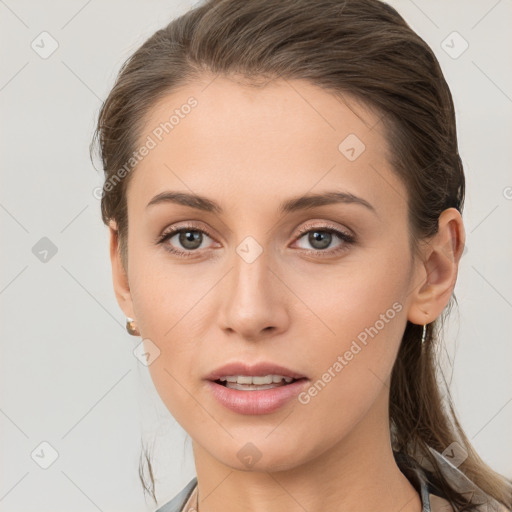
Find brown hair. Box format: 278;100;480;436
90;0;512;509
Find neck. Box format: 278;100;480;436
191;386;422;512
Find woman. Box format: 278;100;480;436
90;0;512;511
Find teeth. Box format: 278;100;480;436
218;374;295;385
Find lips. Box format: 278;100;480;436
206;378;310;414
204;361;309;414
204;361;308;382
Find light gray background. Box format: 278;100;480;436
1;1;511;511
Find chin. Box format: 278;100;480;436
219;440;306;473
228;455;301;473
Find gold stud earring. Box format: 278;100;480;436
126;317;140;336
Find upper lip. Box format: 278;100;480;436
205;362;308;381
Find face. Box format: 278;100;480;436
112;75;427;472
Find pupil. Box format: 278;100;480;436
309;231;331;250
180;230;202;249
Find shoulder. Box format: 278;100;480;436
429;493;455;512
430;492;511;512
153;477;198;512
409;447;511;512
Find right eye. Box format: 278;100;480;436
157;224;218;257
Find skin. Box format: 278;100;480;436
109;75;464;512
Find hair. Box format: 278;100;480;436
90;0;512;510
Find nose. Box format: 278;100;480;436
218;245;290;341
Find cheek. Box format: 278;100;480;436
127;254;216;423
287;246;411;418
127;241;204;339
144;346;199;430
291;242;410;352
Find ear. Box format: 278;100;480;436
109;220;135;319
407;208;466;325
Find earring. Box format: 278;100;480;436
421;323;427;344
126;317;140;336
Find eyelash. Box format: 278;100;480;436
156;221;356;259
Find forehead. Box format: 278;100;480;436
139;75;384;149
127;76;404;218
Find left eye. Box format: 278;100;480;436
293;226;355;254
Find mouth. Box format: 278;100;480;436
213;375;307;391
204;362;309;413
206;376;310;415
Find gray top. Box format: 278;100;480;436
154;476;197;512
153;446;508;512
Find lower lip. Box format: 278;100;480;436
205;379;309;415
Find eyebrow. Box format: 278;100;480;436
146;190;377;216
